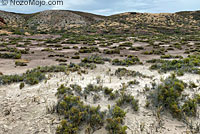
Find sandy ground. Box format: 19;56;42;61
0;63;199;134
0;34;200;133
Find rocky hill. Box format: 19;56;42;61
92;11;200;35
0;10;105;31
0;10;199;34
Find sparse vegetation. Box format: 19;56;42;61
149;55;200;74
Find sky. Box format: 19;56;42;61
0;0;200;15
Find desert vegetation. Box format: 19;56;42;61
0;9;200;134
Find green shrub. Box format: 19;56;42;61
149;55;200;74
81;55;110;64
0;65;67;85
15;60;28;66
142;49;165;55
182;99;197;116
116;94;139;111
161;54;183;59
129;46;144;51
103;49;120;54
106;118;127;134
115;68;146;78
149;74;198;119
119;42;132;47
71;55;80;59
112;55;142;66
0;53;21;59
56;59;67;62
19;82;25;89
106;105;127;134
56;95;105;133
79;47;99;53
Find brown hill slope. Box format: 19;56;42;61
92;11;200;34
0;10;105;31
0;10;199;34
0;17;6;27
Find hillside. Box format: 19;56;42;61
0;10;200;34
0;17;6;27
0;10;105;31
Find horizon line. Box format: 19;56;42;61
0;9;200;16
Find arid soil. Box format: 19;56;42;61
0;63;199;134
0;33;200;134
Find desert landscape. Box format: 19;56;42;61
0;10;200;134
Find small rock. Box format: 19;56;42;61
4;108;11;116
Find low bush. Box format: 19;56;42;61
106;105;127;134
19;82;25;89
56;59;67;62
79;47;100;53
81;55;110;64
115;68;147;78
116;94;139;111
15;59;29;66
71;55;80;59
119;42;132;47
103;49;120;54
149;55;200;74
142;49;165;55
112;55;142;66
56;95;105;134
149;74;198;119
160;54;183;59
0;52;21;59
0;65;67;85
129;46;144;51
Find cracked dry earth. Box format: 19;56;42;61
0;76;60;134
0;64;200;134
